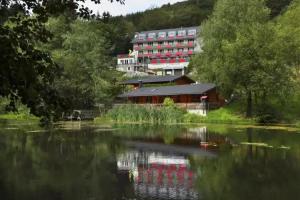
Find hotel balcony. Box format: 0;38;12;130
133;35;196;43
138;51;194;58
134;42;196;51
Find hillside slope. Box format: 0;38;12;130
107;0;292;54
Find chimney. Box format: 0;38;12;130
138;80;143;88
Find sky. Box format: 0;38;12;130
85;0;187;16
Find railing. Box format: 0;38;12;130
138;51;194;58
113;103;221;110
132;35;196;43
134;42;196;51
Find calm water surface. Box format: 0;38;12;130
0;120;300;200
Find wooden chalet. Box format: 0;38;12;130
118;75;224;109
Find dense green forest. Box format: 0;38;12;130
0;0;298;123
106;0;292;54
190;0;300;122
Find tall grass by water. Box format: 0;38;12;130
107;103;186;124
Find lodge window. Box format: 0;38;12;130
168;31;176;37
191;95;200;102
146;96;152;103
188;29;196;36
158;32;166;38
148;32;156;39
177;30;186;37
138;34;146;40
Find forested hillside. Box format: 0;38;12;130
105;0;292;54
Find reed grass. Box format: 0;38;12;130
107;104;186;124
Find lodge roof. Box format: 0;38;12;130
118;83;216;98
121;75;195;85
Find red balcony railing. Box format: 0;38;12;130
188;42;195;47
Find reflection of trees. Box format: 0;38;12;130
113;124;188;144
0;130;130;200
195;128;300;200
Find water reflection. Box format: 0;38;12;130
117;151;198;199
0;122;300;200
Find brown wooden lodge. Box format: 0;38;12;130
118;75;224;109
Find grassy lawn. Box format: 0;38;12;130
0;113;39;121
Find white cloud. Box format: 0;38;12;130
85;0;187;16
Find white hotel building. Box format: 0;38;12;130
117;26;201;76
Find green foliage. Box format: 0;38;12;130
190;0;296;118
0;97;39;120
44;17;123;109
184;107;254;124
107;104;186;124
0;0;124;121
163;97;175;107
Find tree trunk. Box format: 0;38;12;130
246;91;252;118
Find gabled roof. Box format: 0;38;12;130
121;75;195;85
118;83;216;98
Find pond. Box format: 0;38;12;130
0;120;300;200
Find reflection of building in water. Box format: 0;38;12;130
117;151;199;199
186;127;234;149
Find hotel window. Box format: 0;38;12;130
168;31;176;37
138;51;143;54
177;30;186;37
158;41;163;45
188;29;197;36
168;49;174;53
138;43;143;47
158;49;164;53
148;32;156;39
148;42;153;46
188;39;194;42
177;40;184;44
158;32;166;38
188;48;194;51
148;50;153;54
168;41;174;45
178;48;184;52
138;34;146;40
